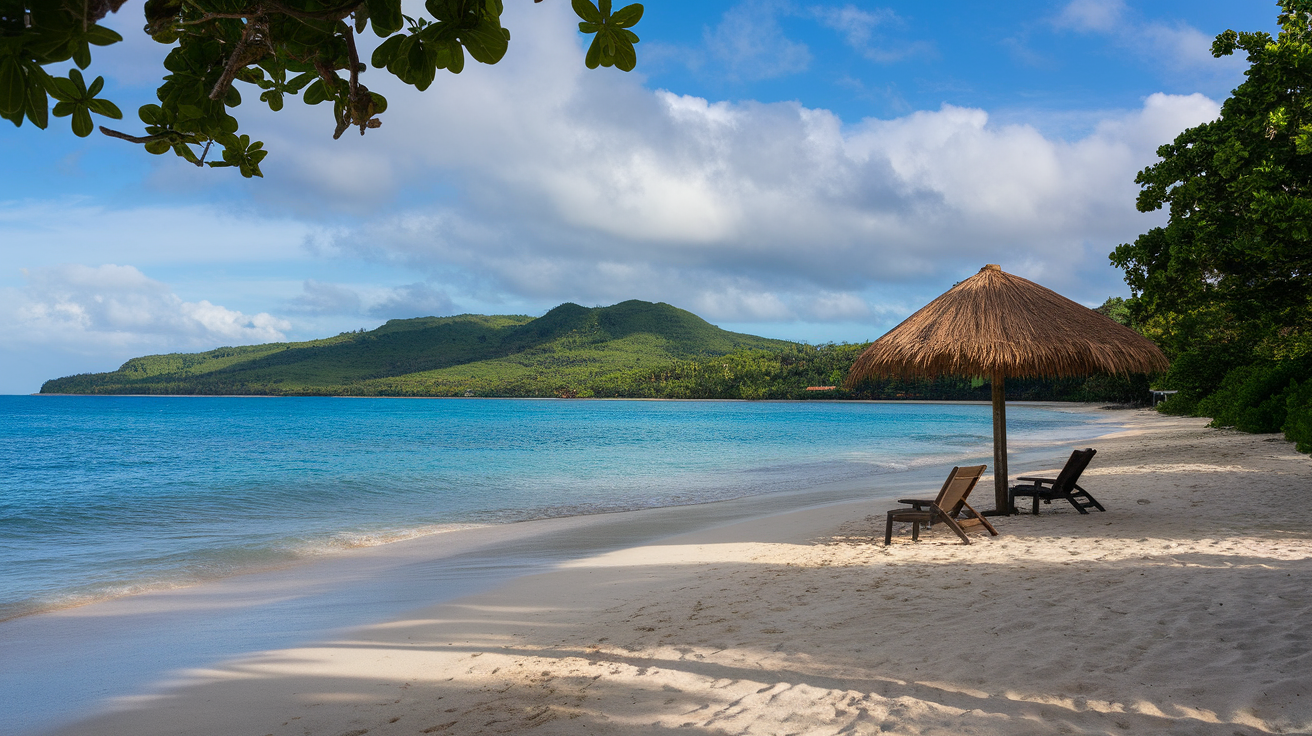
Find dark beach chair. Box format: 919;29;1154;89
884;465;997;545
1009;448;1104;515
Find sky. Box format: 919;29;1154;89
0;0;1280;393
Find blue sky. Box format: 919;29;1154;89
0;0;1279;393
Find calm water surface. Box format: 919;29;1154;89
0;396;1113;619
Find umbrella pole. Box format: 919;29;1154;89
990;372;1010;515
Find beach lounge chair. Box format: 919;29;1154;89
884;465;997;545
1008;448;1104;515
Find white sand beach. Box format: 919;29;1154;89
32;410;1312;735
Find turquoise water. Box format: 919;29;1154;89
0;396;1111;620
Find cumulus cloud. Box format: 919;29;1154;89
76;2;1221;331
3;264;289;351
271;24;1218;322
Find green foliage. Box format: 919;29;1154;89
1195;357;1312;433
1109;0;1312;452
42;299;1159;404
1283;380;1312;452
1093;297;1133;328
3;0;642;175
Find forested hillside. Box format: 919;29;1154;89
42;300;1150;403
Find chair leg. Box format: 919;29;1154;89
911;521;920;541
1067;495;1090;514
1032;493;1040;515
938;513;971;544
1074;485;1106;512
884;512;895;546
961;501;998;537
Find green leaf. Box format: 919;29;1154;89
611;4;643;28
304;79;328;105
88;76;104;98
85;26;124;47
459;22;510;65
71;108;93;137
261;90;284;112
372;35;405;68
366;0;404;37
52;100;75;118
25;80;48;129
286;71;317;93
49;77;77;102
572;0;602;23
585;36;602;69
87;98;123;119
144;138;171;155
72;43;92;70
139;104;164;125
0;57;24;116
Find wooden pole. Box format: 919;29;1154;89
991;372;1010;514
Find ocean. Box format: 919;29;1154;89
0;395;1118;621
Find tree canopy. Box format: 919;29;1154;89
1;0;642;177
1110;0;1312;450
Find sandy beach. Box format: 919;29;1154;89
27;409;1312;735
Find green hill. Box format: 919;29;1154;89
40;300;796;397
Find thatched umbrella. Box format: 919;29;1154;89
847;264;1168;514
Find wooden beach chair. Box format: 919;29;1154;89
884;465;997;545
1008;448;1104;515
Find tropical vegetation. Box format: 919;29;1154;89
42;299;1152;402
1110;0;1312;452
1;0;643;176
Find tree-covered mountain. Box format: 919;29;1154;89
40;300;793;396
41;298;1154;403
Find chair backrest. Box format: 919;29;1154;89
1052;448;1096;492
934;464;987;512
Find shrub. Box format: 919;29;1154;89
1284;380;1312;453
1195;357;1312;433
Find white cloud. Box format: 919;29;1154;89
810;4;930;63
1054;0;1127;33
26;2;1223;337
3;264;289;352
1051;1;1242;75
702;1;812;80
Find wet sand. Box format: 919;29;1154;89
23;409;1312;735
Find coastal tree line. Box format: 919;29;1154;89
1111;1;1312;453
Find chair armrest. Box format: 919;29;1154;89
896;498;934;509
1015;476;1055;485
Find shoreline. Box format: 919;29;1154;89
1;400;1127;627
33;408;1307;736
2;406;1128;735
24;393;1134;407
13;407;1295;735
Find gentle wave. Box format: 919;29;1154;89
0;396;1118;619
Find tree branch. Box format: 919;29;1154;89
99;126;168;143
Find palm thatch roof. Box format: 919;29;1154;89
848;265;1168;383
